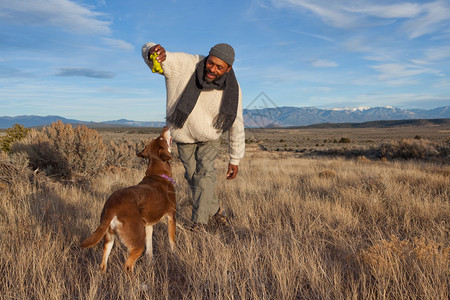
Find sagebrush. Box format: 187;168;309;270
0;123;30;153
11;121;145;181
0;126;448;299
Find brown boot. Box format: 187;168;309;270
189;222;207;232
212;208;231;228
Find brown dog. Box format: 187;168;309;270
80;127;176;272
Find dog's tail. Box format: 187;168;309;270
80;212;115;248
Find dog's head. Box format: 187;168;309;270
137;127;172;162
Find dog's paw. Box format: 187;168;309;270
100;263;107;273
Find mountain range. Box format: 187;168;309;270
0;116;165;129
0;106;449;129
243;105;449;127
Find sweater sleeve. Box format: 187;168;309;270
142;42;201;78
142;42;157;71
228;86;245;165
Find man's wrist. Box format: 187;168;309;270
142;42;156;62
229;159;240;166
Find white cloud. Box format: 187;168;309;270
407;46;450;66
291;30;335;42
275;0;359;29
102;38;134;51
0;0;111;35
384;79;421;86
344;36;398;62
343;36;373;53
372;63;439;80
402;1;450;39
410;59;432;65
364;55;391;62
302;86;334;93
423;45;450;61
55;67;115;78
434;80;450;88
344;3;422;19
312;59;338;67
275;0;450;38
349;92;449;108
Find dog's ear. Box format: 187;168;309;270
159;148;172;161
137;144;151;158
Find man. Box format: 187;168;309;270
142;42;245;230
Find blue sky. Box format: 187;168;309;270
1;0;450;122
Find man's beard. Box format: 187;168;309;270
204;69;223;83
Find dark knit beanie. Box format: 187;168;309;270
209;43;235;66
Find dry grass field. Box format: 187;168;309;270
1;123;449;299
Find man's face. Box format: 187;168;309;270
204;55;231;83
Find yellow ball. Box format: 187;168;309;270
149;53;163;74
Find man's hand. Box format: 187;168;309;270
149;44;166;63
226;163;238;180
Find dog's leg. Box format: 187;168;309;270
168;213;176;252
124;246;145;273
145;225;154;261
100;231;114;272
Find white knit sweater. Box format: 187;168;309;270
142;42;245;165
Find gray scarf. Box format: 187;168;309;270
167;58;239;132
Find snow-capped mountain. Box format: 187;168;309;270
243;105;449;127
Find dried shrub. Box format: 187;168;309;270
318;169;336;178
12;121;107;180
440;136;450;157
314;146;374;159
106;139;147;169
0;152;37;194
339;137;351;143
379;138;441;160
0;155;25;186
356;155;371;163
0;124;30;153
361;235;449;298
316;137;449;163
